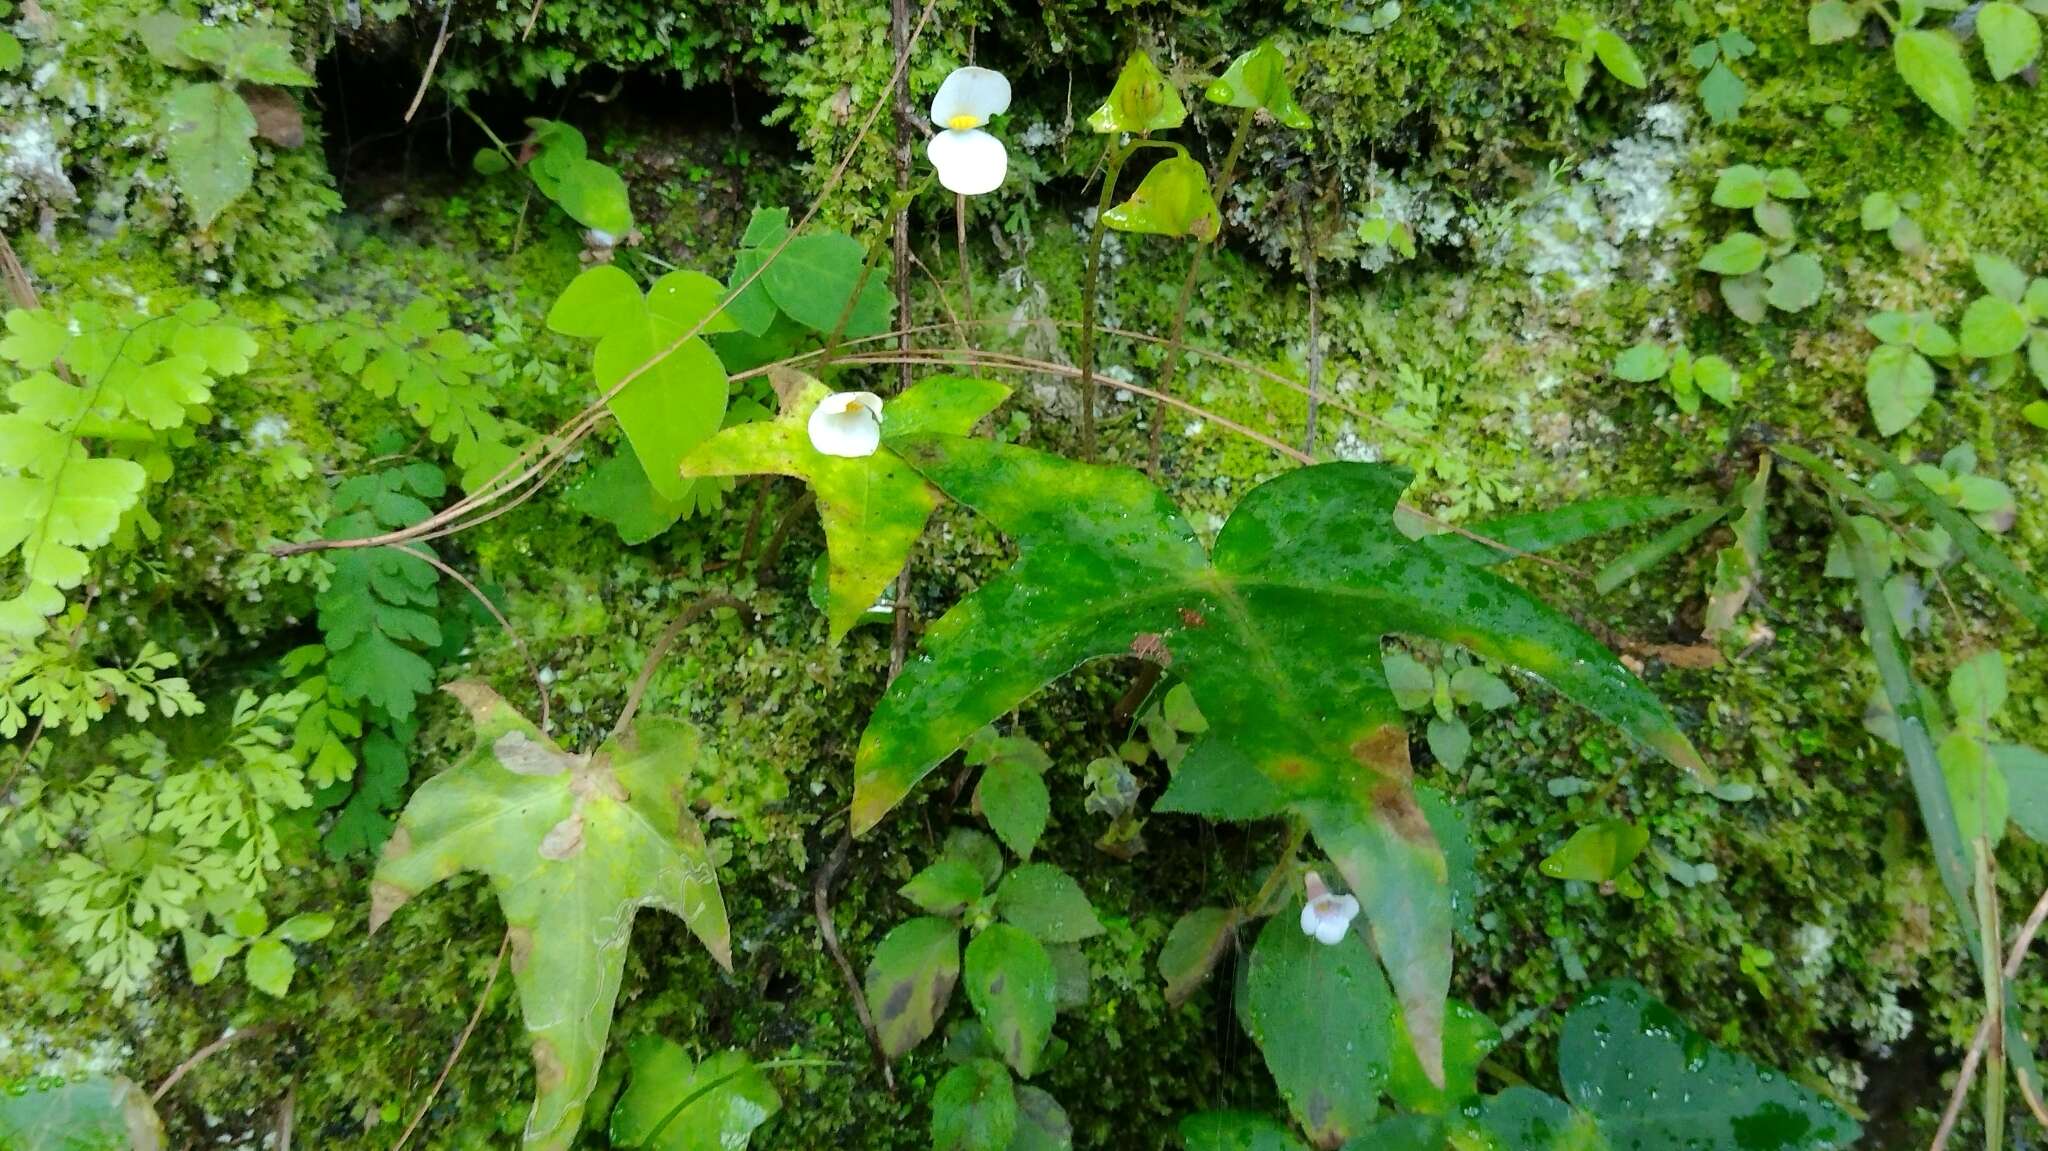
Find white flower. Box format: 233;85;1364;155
807;391;884;458
1298;871;1360;946
926;66;1011;196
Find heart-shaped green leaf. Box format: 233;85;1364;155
1205;41;1311;129
370;682;731;1151
1087;51;1187;134
1102;156;1221;241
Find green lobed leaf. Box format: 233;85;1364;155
864;916;961;1060
855;441;1701;1084
163;81;256;227
608;1038;780;1151
1698;62;1748;124
1087;51;1187;133
931;1060;1016;1151
964;924;1057;1077
370;683;731;1151
1239;912;1392;1144
1893;29;1975;131
994;864;1103;944
1558;980;1860;1149
681;372;1008;640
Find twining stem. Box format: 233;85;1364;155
1077;138;1132;462
888;0;916;679
1148;107;1255;476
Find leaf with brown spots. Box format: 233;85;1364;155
852;439;1702;1085
964;924;1057;1078
369;681;729;1151
862;915;961;1060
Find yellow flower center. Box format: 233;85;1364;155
946;114;981;130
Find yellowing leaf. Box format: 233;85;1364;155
681;371;1007;640
371;682;730;1151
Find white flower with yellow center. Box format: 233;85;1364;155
926;66;1012;196
1298;871;1360;946
807;391;884;458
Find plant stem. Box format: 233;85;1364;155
955;192;976;329
1300;192;1324;456
1246;818;1310;918
1979;837;2006;1149
1148;107;1256;476
1077;139;1131;462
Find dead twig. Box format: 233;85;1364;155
391;931;510;1151
1931;883;2048;1148
0;231;37;310
152;1023;279;1103
814;832;896;1092
403;0;455;124
393;544;551;731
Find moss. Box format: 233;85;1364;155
6;0;2048;1146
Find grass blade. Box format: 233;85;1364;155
1593;502;1732;594
1423;494;1706;568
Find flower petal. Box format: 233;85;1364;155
927;129;1008;196
1314;917;1349;946
931;66;1012;129
808;391;885;457
1299;902;1321;937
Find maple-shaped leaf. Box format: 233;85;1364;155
680;370;1008;640
370;682;731;1151
851;439;1701;1084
